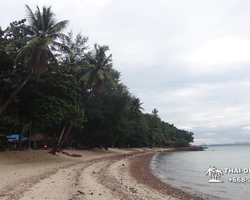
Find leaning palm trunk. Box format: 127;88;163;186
49;124;66;155
0;72;32;115
49;122;73;155
50;89;95;155
57;122;74;149
57;125;66;147
83;87;95;108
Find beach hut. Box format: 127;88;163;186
28;133;52;148
165;139;174;147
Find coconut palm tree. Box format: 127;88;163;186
0;5;71;115
79;44;117;107
15;5;71;75
129;98;144;119
53;44;118;153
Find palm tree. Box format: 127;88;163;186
152;108;159;119
129;98;144;119
79;43;117;107
53;44;117;153
0;5;71;115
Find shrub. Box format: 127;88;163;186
173;138;189;148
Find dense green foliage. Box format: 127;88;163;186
0;5;194;149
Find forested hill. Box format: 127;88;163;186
0;5;194;149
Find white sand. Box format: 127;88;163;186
0;148;178;200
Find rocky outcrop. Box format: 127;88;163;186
175;146;204;151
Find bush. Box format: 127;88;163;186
173;138;189;148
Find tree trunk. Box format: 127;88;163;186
83;88;95;108
43;132;46;147
18;124;25;149
57;125;66;147
34;130;37;149
29;120;32;150
49;87;96;155
49;88;96;155
0;72;32;115
29;121;32;149
58;122;74;150
49;123;73;155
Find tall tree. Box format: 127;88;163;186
79;44;117;107
54;44;118;152
0;5;71;115
60;31;89;68
129;97;144;120
53;45;118;152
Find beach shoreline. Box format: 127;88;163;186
0;148;211;200
129;152;216;200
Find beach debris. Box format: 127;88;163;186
77;190;84;194
129;187;138;193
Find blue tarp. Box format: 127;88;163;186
7;134;27;142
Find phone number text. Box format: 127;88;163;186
229;177;250;183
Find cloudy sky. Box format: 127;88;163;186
2;0;250;145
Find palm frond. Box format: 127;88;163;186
84;53;96;64
47;48;59;71
80;69;93;82
74;65;82;72
25;5;38;28
10;5;70;76
97;68;103;80
50;20;69;35
51;40;73;57
35;5;44;34
50;32;69;41
43;6;54;31
103;70;117;87
14;36;42;64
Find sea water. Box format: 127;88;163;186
150;145;250;200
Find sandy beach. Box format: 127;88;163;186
0;148;208;200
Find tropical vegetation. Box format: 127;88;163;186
0;5;194;151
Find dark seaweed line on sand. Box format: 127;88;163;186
129;152;220;200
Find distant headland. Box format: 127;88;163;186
200;142;250;146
